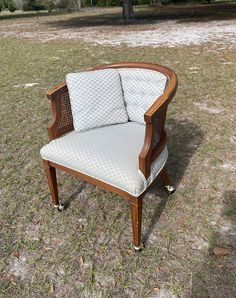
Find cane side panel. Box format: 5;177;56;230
47;83;74;140
58;91;73;129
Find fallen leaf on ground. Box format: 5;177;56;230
11;251;20;259
63;286;68;295
51;239;63;246
153;287;160;292
1;274;15;281
80;256;84;266
177;228;187;233
49;283;54;297
213;247;231;256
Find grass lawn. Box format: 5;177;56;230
0;6;236;297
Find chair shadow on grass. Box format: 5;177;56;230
142;118;204;245
62;181;87;209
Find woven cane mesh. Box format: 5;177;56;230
58;92;73;129
152;127;160;149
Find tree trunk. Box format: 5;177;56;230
76;0;82;10
122;0;133;20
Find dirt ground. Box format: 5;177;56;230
0;4;236;298
0;3;236;47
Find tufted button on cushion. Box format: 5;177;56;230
118;68;167;124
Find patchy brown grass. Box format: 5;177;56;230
0;7;236;297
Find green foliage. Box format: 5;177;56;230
137;0;150;5
22;0;150;10
54;0;68;9
8;1;16;12
0;0;9;11
2;0;7;8
43;0;54;12
84;0;121;7
23;0;47;11
162;0;212;3
84;0;149;7
47;2;54;12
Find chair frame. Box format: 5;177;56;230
42;62;178;251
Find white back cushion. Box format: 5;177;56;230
66;69;128;132
118;68;167;124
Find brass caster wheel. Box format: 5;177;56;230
165;185;176;194
131;243;143;252
54;203;65;211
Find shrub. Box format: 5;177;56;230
43;0;54;12
22;0;33;11
94;0;122;7
23;0;47;11
0;0;3;12
137;0;150;4
8;2;16;12
54;0;68;9
47;3;54;12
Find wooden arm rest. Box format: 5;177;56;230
139;125;167;178
139;69;178;178
144;70;178;123
46;81;67;100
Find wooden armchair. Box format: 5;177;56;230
41;62;178;251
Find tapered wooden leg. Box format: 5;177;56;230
160;166;171;185
130;197;143;250
160;166;175;194
43;160;59;206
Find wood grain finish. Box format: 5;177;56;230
43;62;178;248
43;160;59;206
160;166;171;186
130;198;143;247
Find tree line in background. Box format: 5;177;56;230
0;0;214;13
0;0;151;12
0;0;17;11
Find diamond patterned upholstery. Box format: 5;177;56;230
40;122;168;197
66;69;128;132
118;68;167;124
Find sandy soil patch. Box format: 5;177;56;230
82;20;236;48
193;102;224;114
0;17;235;48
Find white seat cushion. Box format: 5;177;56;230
118;68;167;124
66;69;128;132
40;122;168;197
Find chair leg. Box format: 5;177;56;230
160;166;175;194
43;160;65;211
130;198;143;251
